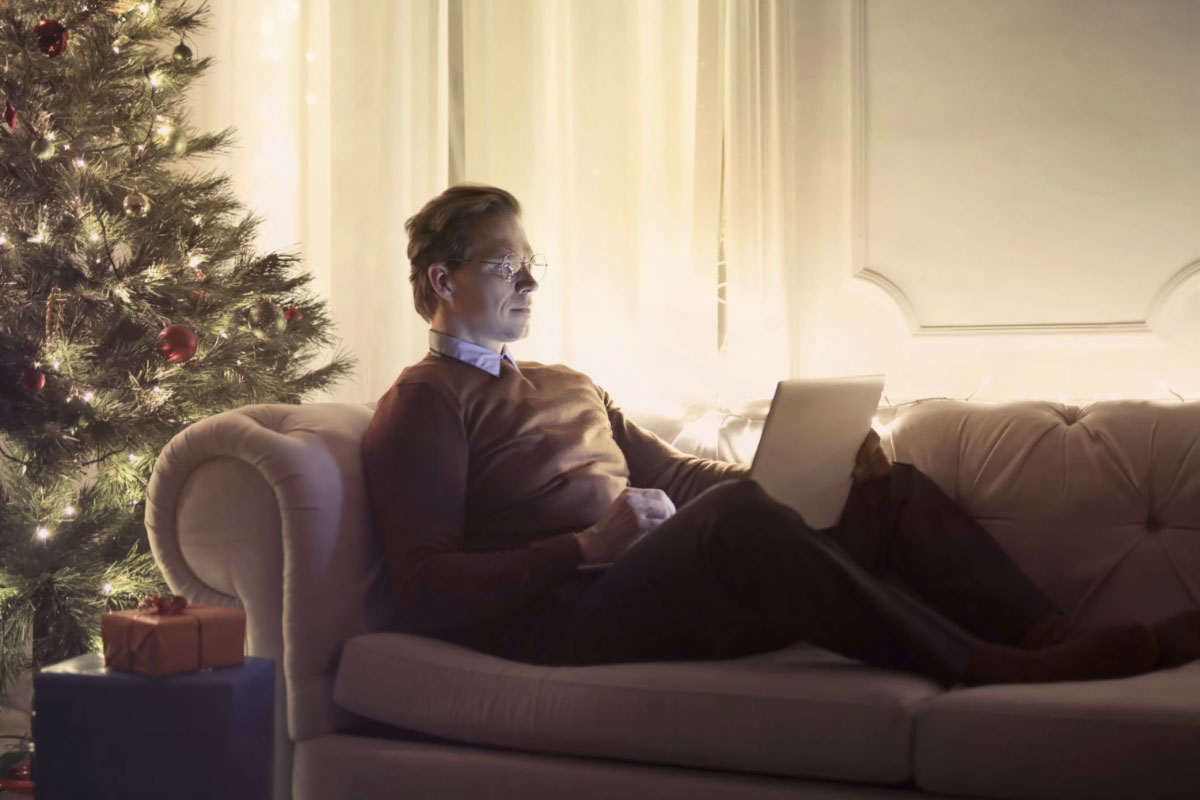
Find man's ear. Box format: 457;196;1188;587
428;262;454;304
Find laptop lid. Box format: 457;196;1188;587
749;375;885;530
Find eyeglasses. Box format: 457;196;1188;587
459;253;548;284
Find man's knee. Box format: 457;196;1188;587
700;477;768;512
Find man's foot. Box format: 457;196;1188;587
1152;610;1200;668
965;624;1158;685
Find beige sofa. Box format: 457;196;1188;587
145;398;1200;800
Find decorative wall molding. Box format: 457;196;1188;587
847;0;1196;340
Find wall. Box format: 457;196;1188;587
800;0;1200;404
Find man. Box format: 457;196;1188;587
362;184;1198;687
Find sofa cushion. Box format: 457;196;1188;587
334;631;944;785
914;662;1200;799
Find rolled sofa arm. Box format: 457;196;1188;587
145;401;391;800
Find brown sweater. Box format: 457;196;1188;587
361;352;748;638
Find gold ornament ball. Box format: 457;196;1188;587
123;191;151;218
247;300;287;340
173;43;193;62
31;136;55;160
166;127;188;156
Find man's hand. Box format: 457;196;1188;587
575;488;676;563
852;427;892;484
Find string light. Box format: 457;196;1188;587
83;391;94;402
102;583;114;595
90;232;100;242
74;157;86;169
64;504;75;518
53;361;60;369
128;452;138;463
36;527;50;541
0;234;7;246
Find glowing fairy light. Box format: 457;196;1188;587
36;527;50;541
65;504;75;517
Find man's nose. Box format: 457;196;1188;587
515;269;538;292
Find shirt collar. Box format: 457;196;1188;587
428;330;521;377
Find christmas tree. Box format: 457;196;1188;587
0;0;354;703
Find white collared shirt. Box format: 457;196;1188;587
428;330;521;377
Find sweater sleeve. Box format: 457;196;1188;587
361;381;584;635
601;387;751;508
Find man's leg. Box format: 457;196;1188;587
833;463;1061;647
550;479;1157;686
554;478;974;687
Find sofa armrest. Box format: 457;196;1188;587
146;401;392;800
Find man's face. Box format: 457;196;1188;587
434;212;538;351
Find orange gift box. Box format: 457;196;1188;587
100;602;245;677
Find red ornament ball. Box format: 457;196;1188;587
190;290;205;304
284;306;302;323
3;102;16;130
8;763;30;780
34;19;69;57
157;324;198;364
19;367;45;393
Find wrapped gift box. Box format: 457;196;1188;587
34;652;274;800
101;601;245;677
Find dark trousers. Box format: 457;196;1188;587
513;464;1059;688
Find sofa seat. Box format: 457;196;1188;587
914;661;1200;799
333;631;944;785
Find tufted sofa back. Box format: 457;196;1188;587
646;398;1200;627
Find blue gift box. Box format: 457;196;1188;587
33;652;274;800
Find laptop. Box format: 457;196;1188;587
577;374;886;572
749;375;885;530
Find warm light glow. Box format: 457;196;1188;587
153;385;162;394
83;390;94;402
36;527;50;541
139;2;150;13
192;215;202;225
0;234;7;246
65;504;75;517
188;255;203;268
90;232;100;242
74;158;86;169
128;452;138;463
103;583;114;595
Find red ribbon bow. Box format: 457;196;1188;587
137;593;188;615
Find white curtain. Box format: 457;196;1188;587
191;0;808;412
